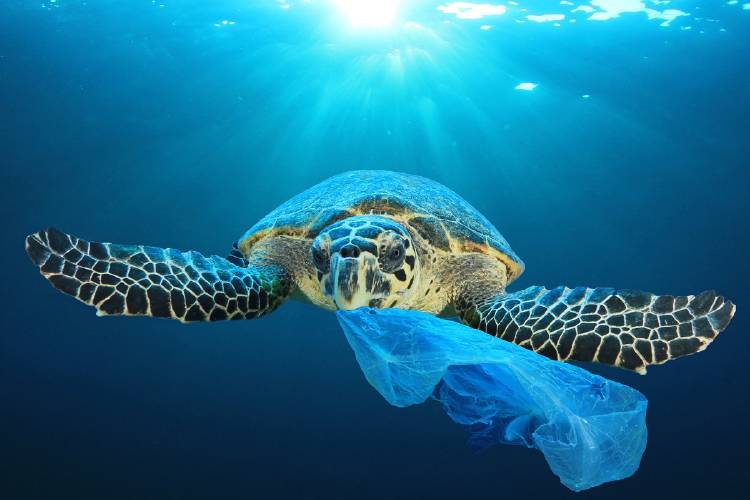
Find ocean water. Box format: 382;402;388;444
1;1;749;498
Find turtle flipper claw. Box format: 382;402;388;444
25;231;52;266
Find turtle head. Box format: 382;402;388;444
310;215;419;310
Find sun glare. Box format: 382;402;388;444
335;0;400;28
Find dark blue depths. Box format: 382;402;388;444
1;1;749;499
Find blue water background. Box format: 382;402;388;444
1;1;749;498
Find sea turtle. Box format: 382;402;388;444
25;170;735;373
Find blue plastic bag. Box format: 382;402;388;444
337;308;648;492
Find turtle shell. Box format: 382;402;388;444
238;170;524;282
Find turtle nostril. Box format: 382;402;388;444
340;244;360;258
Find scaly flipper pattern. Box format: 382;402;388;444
25;228;291;322
459;286;735;373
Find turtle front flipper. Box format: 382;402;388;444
25;228;293;322
458;286;735;374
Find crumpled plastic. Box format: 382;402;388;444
336;307;648;492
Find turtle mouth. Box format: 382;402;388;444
331;254;385;310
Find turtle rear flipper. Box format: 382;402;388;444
459;286;735;374
25;228;292;322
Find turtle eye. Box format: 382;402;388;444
311;241;330;274
379;239;406;273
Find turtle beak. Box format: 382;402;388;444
331;252;381;310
